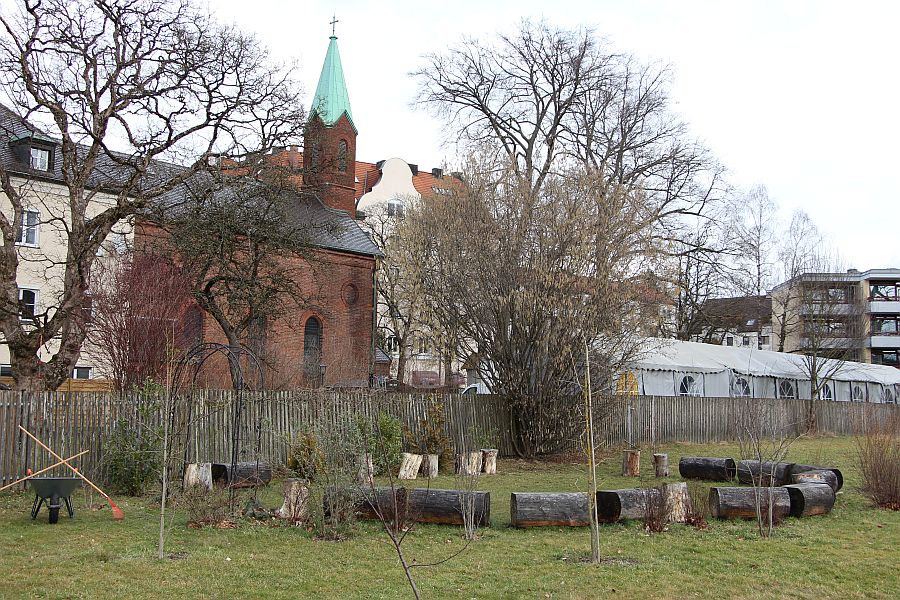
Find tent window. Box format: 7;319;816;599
731;377;751;398
778;380;796;399
883;387;896;404
678;375;701;397
852;385;865;402
616;372;638;396
818;384;833;401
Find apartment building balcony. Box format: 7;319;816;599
868;300;900;314
800;302;858;316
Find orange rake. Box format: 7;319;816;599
19;426;124;520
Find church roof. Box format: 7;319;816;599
311;36;355;131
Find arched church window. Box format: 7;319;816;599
304;316;322;361
338;140;348;172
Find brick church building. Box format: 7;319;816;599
136;33;453;389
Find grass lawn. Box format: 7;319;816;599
1;436;897;599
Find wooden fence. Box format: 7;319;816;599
1;390;897;485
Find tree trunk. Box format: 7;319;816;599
596;488;659;522
784;483;835;517
457;451;482;476
509;492;590;528
398;453;423;480
653;453;669;477
420;454;439;479
709;486;790;521
481;449;498;474
395;350;408;386
662;482;691;523
678;457;737;481
183;463;213;491
357;453;374;486
10;350;47;391
737;460;795;487
790;469;839;493
622;449;640;477
789;464;843;491
276;478;309;522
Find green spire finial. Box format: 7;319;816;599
311;32;355;131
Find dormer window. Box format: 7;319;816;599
30;147;49;171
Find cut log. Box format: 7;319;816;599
784;483;835;517
356;453;374;486
421;454;439;479
457;452;483;476
678;457;736;481
509;492;590;528
622;450;640;477
597;488;659;522
407;488;490;527
789;464;844;492
398;453;423;480
226;462;272;488
183;462;212;491
276;478;309;522
663;482;692;524
653;453;669;477
736;460;795;487
790;469;839;493
326;486;407;521
481;449;498;475
708;486;791;521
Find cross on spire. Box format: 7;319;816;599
330;15;339;36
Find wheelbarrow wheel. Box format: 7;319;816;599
48;493;60;524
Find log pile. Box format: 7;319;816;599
678;457;736;481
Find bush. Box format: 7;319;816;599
857;410;900;510
287;431;326;482
373;412;402;475
102;417;160;496
685;481;710;529
404;401;452;470
641;486;668;533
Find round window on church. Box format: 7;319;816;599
342;283;359;306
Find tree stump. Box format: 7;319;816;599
421;454;439;479
276;478;309;522
790;469;839;493
457;452;483;476
510;492;590;528
662;482;691;523
481;449;498;475
708;486;791;521
678;457;737;481
622;449;640;477
356;453;374;486
183;463;212;491
398;453;423;480
785;483;835;517
653;453;669;477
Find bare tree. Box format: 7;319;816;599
0;0;304;389
398;152;648;457
727;185;779;297
364;202;425;386
771;211;823;353
87;250;194;392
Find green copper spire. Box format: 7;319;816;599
311;35;355;131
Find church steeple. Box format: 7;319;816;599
304;30;359;217
311;35;356;133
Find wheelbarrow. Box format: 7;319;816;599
29;477;81;524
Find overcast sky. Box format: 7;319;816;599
215;1;898;270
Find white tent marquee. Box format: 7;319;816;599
628;339;900;403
